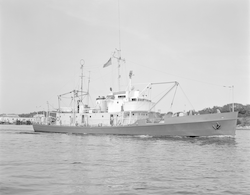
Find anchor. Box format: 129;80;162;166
212;122;221;130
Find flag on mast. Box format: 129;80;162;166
103;58;112;68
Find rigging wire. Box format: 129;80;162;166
126;59;226;88
46;102;57;111
150;87;171;102
88;94;95;108
60;97;72;99
179;84;195;111
170;84;178;111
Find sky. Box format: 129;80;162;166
0;0;249;114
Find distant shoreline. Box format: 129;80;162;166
237;127;250;130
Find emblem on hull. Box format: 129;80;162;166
212;122;221;130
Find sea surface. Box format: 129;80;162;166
0;125;250;195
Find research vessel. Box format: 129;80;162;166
33;53;238;137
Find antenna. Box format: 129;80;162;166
117;0;123;91
118;0;121;51
111;0;125;91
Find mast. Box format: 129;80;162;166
129;70;133;91
73;90;75;125
117;0;121;91
113;47;124;92
87;71;90;106
57;95;61;125
80;59;85;103
118;0;121;51
117;49;121;91
109;0;124;91
232;85;234;112
47;101;50;124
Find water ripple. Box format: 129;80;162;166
0;126;250;195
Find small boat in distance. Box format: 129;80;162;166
33;51;238;137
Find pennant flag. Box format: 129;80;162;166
103;58;112;68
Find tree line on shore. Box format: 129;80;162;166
197;103;250;117
197;103;250;126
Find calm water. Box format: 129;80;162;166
0;125;250;195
